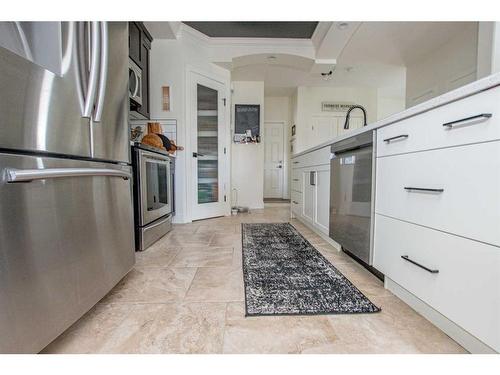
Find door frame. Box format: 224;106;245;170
185;66;231;222
263;121;288;200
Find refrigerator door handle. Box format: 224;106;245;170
82;22;101;118
5;167;131;183
93;22;108;122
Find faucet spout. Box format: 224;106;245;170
344;105;367;130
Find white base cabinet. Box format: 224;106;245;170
291;147;330;236
374;214;500;352
373;85;500;353
313;165;330;234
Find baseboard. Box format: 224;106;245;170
249;205;265;210
264;202;291;208
172;214;186;224
292;215;341;251
385;277;497;354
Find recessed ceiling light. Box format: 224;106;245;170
337;22;349;30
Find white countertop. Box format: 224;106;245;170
292;72;500;158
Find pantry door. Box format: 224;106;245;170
190;73;229;220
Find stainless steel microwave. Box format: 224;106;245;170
129;58;142;106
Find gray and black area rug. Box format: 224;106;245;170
242;223;380;316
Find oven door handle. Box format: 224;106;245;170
5;168;131;182
142;155;171;164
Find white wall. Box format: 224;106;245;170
406;23;478;107
150;34;230;223
292;86;379;154
231;81;265;209
376;94;406;121
264;96;292;199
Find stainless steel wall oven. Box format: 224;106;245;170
132;144;175;251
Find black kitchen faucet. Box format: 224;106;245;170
344;105;368;129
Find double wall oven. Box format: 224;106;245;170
132;144;175;251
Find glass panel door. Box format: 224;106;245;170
196;84;219;204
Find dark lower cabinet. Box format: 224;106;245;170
129;22;152;119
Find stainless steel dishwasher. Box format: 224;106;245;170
329;131;376;267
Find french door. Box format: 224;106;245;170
190;73;228;220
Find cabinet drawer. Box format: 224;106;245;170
291;169;303;192
375;141;500;246
373;214;500;352
291;191;302;215
291;155;305;169
377;86;500;157
292;146;330;169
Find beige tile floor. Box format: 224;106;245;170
42;205;466;354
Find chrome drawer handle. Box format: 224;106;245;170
292;201;299;204
442;113;492;128
293;161;300;164
383;134;408;143
401;255;439;274
404;186;444;193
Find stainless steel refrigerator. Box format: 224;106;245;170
0;22;135;353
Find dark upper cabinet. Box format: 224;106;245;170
129;22;152;119
129;22;141;66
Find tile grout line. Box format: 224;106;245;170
182;266;199;301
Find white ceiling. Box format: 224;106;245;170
146;21;478;98
231;22;478;98
338;22;477;66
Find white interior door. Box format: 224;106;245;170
190;73;228;220
264;122;284;198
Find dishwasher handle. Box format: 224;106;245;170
5;167;131;182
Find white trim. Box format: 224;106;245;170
178;23;316;64
264;202;291;208
311;22;333;50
